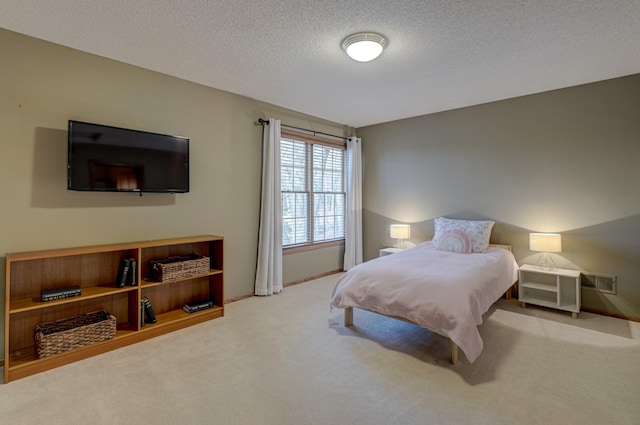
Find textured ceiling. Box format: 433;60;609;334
1;1;639;128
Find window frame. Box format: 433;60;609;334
280;128;347;251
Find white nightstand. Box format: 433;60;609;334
379;247;404;257
518;264;581;318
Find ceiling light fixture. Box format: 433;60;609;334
342;32;387;62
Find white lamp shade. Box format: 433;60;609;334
529;233;562;253
390;224;410;240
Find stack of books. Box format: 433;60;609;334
41;286;82;302
182;299;214;314
115;258;138;287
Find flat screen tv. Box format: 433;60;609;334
67;120;189;193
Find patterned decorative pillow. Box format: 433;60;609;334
434;229;472;254
433;217;495;253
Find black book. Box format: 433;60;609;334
41;286;82;302
42;292;79;302
115;259;131;288
143;297;157;323
184;299;213;309
127;258;137;286
183;299;214;313
140;299;146;327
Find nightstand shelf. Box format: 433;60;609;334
518;264;581;318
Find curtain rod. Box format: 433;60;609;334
258;118;349;141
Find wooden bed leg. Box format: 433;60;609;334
505;286;512;300
344;307;353;326
450;341;459;365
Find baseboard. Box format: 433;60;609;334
581;306;640;322
224;269;343;304
224;293;254;304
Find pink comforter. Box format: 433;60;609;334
330;243;518;362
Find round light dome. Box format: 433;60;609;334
342;32;387;62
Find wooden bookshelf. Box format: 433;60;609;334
4;235;224;383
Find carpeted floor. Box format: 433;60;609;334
1;273;639;425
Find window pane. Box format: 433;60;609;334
314;193;344;241
282;192;295;218
281;140;294;165
281;167;293;191
282;193;309;246
314;193;325;216
293;168;306;191
281;139;307;192
282;218;295;245
334;194;345;237
335;194;345;218
312;169;323;192
312;193;345;242
295;218;308;243
295;193;307;217
312;145;345;193
283;217;309;246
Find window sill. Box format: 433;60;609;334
283;240;345;255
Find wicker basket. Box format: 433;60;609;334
34;310;116;359
150;254;210;282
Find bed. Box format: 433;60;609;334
330;218;519;364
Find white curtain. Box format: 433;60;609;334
343;136;363;270
254;118;283;296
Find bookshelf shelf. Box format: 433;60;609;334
9;285;139;313
140;305;224;330
140;268;223;289
4;235;224;383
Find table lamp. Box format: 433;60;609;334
390;224;410;249
529;233;562;270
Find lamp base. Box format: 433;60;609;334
535;252;556;270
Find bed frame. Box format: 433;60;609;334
343;306;465;363
342;244;514;365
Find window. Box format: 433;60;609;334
280;130;346;248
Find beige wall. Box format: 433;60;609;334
0;29;348;355
358;74;640;318
283;244;345;284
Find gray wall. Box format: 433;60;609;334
358;74;640;318
0;29;347;356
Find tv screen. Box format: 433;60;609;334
67;120;189;193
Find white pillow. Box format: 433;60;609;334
433;217;495;253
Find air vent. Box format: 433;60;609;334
581;272;617;294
